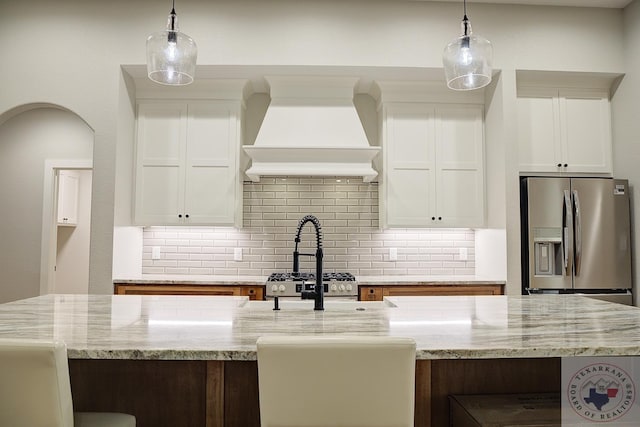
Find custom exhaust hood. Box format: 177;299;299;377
243;76;381;182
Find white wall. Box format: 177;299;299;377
612;0;640;304
0;108;93;303
1;0;627;295
475;73;509;284
112;227;143;279
475;229;507;280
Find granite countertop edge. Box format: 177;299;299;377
4;294;639;361
67;346;640;361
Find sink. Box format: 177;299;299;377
242;300;396;311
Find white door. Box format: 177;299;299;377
54;169;92;294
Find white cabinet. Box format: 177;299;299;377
134;101;243;226
57;170;79;226
517;88;612;174
380;103;485;228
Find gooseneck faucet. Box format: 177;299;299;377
292;215;324;311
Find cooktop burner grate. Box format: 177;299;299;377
267;272;356;282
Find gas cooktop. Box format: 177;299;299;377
267;272;356;282
266;272;358;298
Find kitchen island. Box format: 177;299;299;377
0;294;638;426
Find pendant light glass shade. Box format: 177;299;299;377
146;3;197;86
443;10;493;91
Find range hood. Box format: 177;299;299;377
243;76;381;182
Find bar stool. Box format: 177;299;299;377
257;335;416;427
0;339;136;427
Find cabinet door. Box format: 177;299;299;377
435;106;485;227
560;90;612;174
135;103;187;224
57;170;79;226
517;89;561;173
385;284;503;296
359;286;384;301
383;104;436;227
183;103;239;225
240;286;265;300
114;284;241;296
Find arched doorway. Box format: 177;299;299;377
0;105;94;302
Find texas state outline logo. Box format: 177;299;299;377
567;362;636;423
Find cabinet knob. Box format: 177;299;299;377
185;214;190;218
431;216;436;220
563;164;568;167
557;163;562;167
178;214;182;218
438;216;442;220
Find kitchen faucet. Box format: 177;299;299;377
292;215;324;311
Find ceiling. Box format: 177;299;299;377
410;0;632;7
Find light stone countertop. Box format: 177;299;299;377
0;294;638;361
355;275;505;285
113;275;504;286
113;275;267;286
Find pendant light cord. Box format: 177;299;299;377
167;0;177;39
169;0;177;31
462;0;469;37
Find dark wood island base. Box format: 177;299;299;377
69;358;560;427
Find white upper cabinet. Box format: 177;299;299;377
135;103;185;225
435;106;485;227
381;103;485;228
517;87;612;174
384;104;436;227
57;170;79;226
134;100;243;226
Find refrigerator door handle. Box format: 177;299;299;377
562;190;573;274
573;189;582;276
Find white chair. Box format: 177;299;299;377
257;335;416;427
0;339;136;427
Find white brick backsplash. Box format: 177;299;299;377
165;268;190;274
142;176;475;277
178;261;203;268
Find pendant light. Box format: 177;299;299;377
146;0;197;86
442;0;492;91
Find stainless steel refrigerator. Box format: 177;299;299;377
520;177;632;304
